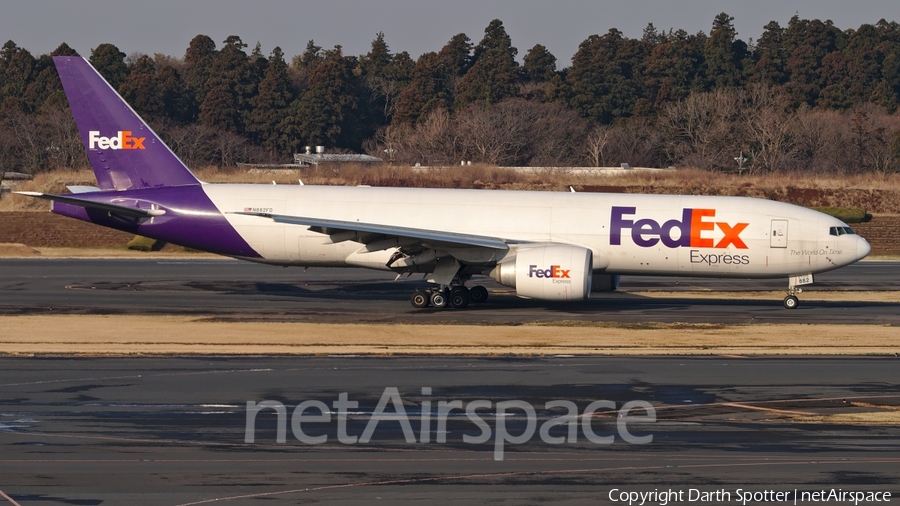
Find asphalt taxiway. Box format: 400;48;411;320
0;258;898;324
1;356;898;505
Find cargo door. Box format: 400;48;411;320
770;219;788;248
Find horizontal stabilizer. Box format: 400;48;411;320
67;185;101;194
232;211;510;251
16;191;165;218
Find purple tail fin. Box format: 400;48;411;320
54;56;199;190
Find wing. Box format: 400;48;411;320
231;211;511;251
16;191;165;218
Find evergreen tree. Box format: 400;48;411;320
156;64;193;123
359;32;391;77
20;44;77;112
703;13;746;89
394;33;472;123
120;55;164;119
1;44;35;104
285;46;362;149
522;44;557;83
199;35;255;134
89;43;128;90
643;29;707;108
748;21;788;85
782;16;846;107
247;46;294;152
51;43;78;57
455;19;519;108
182;34;217;117
567;28;648;123
393;51;445;124
642;23;661;46
296;40;323;70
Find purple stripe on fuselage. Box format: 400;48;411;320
51;185;261;258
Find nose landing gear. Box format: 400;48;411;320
783;274;812;309
783;293;799;309
410;284;489;309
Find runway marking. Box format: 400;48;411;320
170;457;900;505
719;402;815;416
0;489;22;506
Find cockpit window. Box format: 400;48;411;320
829;226;857;236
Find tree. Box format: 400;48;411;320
119;55;163;119
1;44;35;105
156;64;193;123
394;33;472;124
295;40;323;71
199;36;256;134
359;32;391;77
522;44;556;83
455;19;519;109
285;46;362;149
182;34;217;117
703;12;747;89
566;29;647;123
358;33;403;128
643;29;706;108
247;46;295;153
89;43;128;90
782;16;846;107
393;52;445;124
748;21;788;85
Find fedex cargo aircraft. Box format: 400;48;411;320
20;57;871;310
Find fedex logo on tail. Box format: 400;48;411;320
88;131;146;150
610;207;748;249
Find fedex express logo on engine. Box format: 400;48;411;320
88;131;146;150
611;207;748;249
528;265;570;279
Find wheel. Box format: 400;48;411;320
410;290;430;309
469;285;488;304
783;295;799;309
449;287;470;309
430;290;449;309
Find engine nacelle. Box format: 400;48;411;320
489;244;593;301
591;274;620;292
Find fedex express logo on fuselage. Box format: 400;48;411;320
88;131;146;150
610;207;749;249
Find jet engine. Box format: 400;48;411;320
489;244;592;300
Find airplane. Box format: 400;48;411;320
18;56;871;310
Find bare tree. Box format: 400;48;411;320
743;85;797;174
585;125;613;167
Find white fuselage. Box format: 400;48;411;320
203;184;869;279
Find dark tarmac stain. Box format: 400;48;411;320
9;495;102;505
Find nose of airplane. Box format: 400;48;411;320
856;235;872;261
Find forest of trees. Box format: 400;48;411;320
1;13;899;175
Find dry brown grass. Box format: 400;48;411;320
0;243;39;256
0;169;96;211
2;316;899;356
6;165;900;212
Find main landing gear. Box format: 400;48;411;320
410;285;489;309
